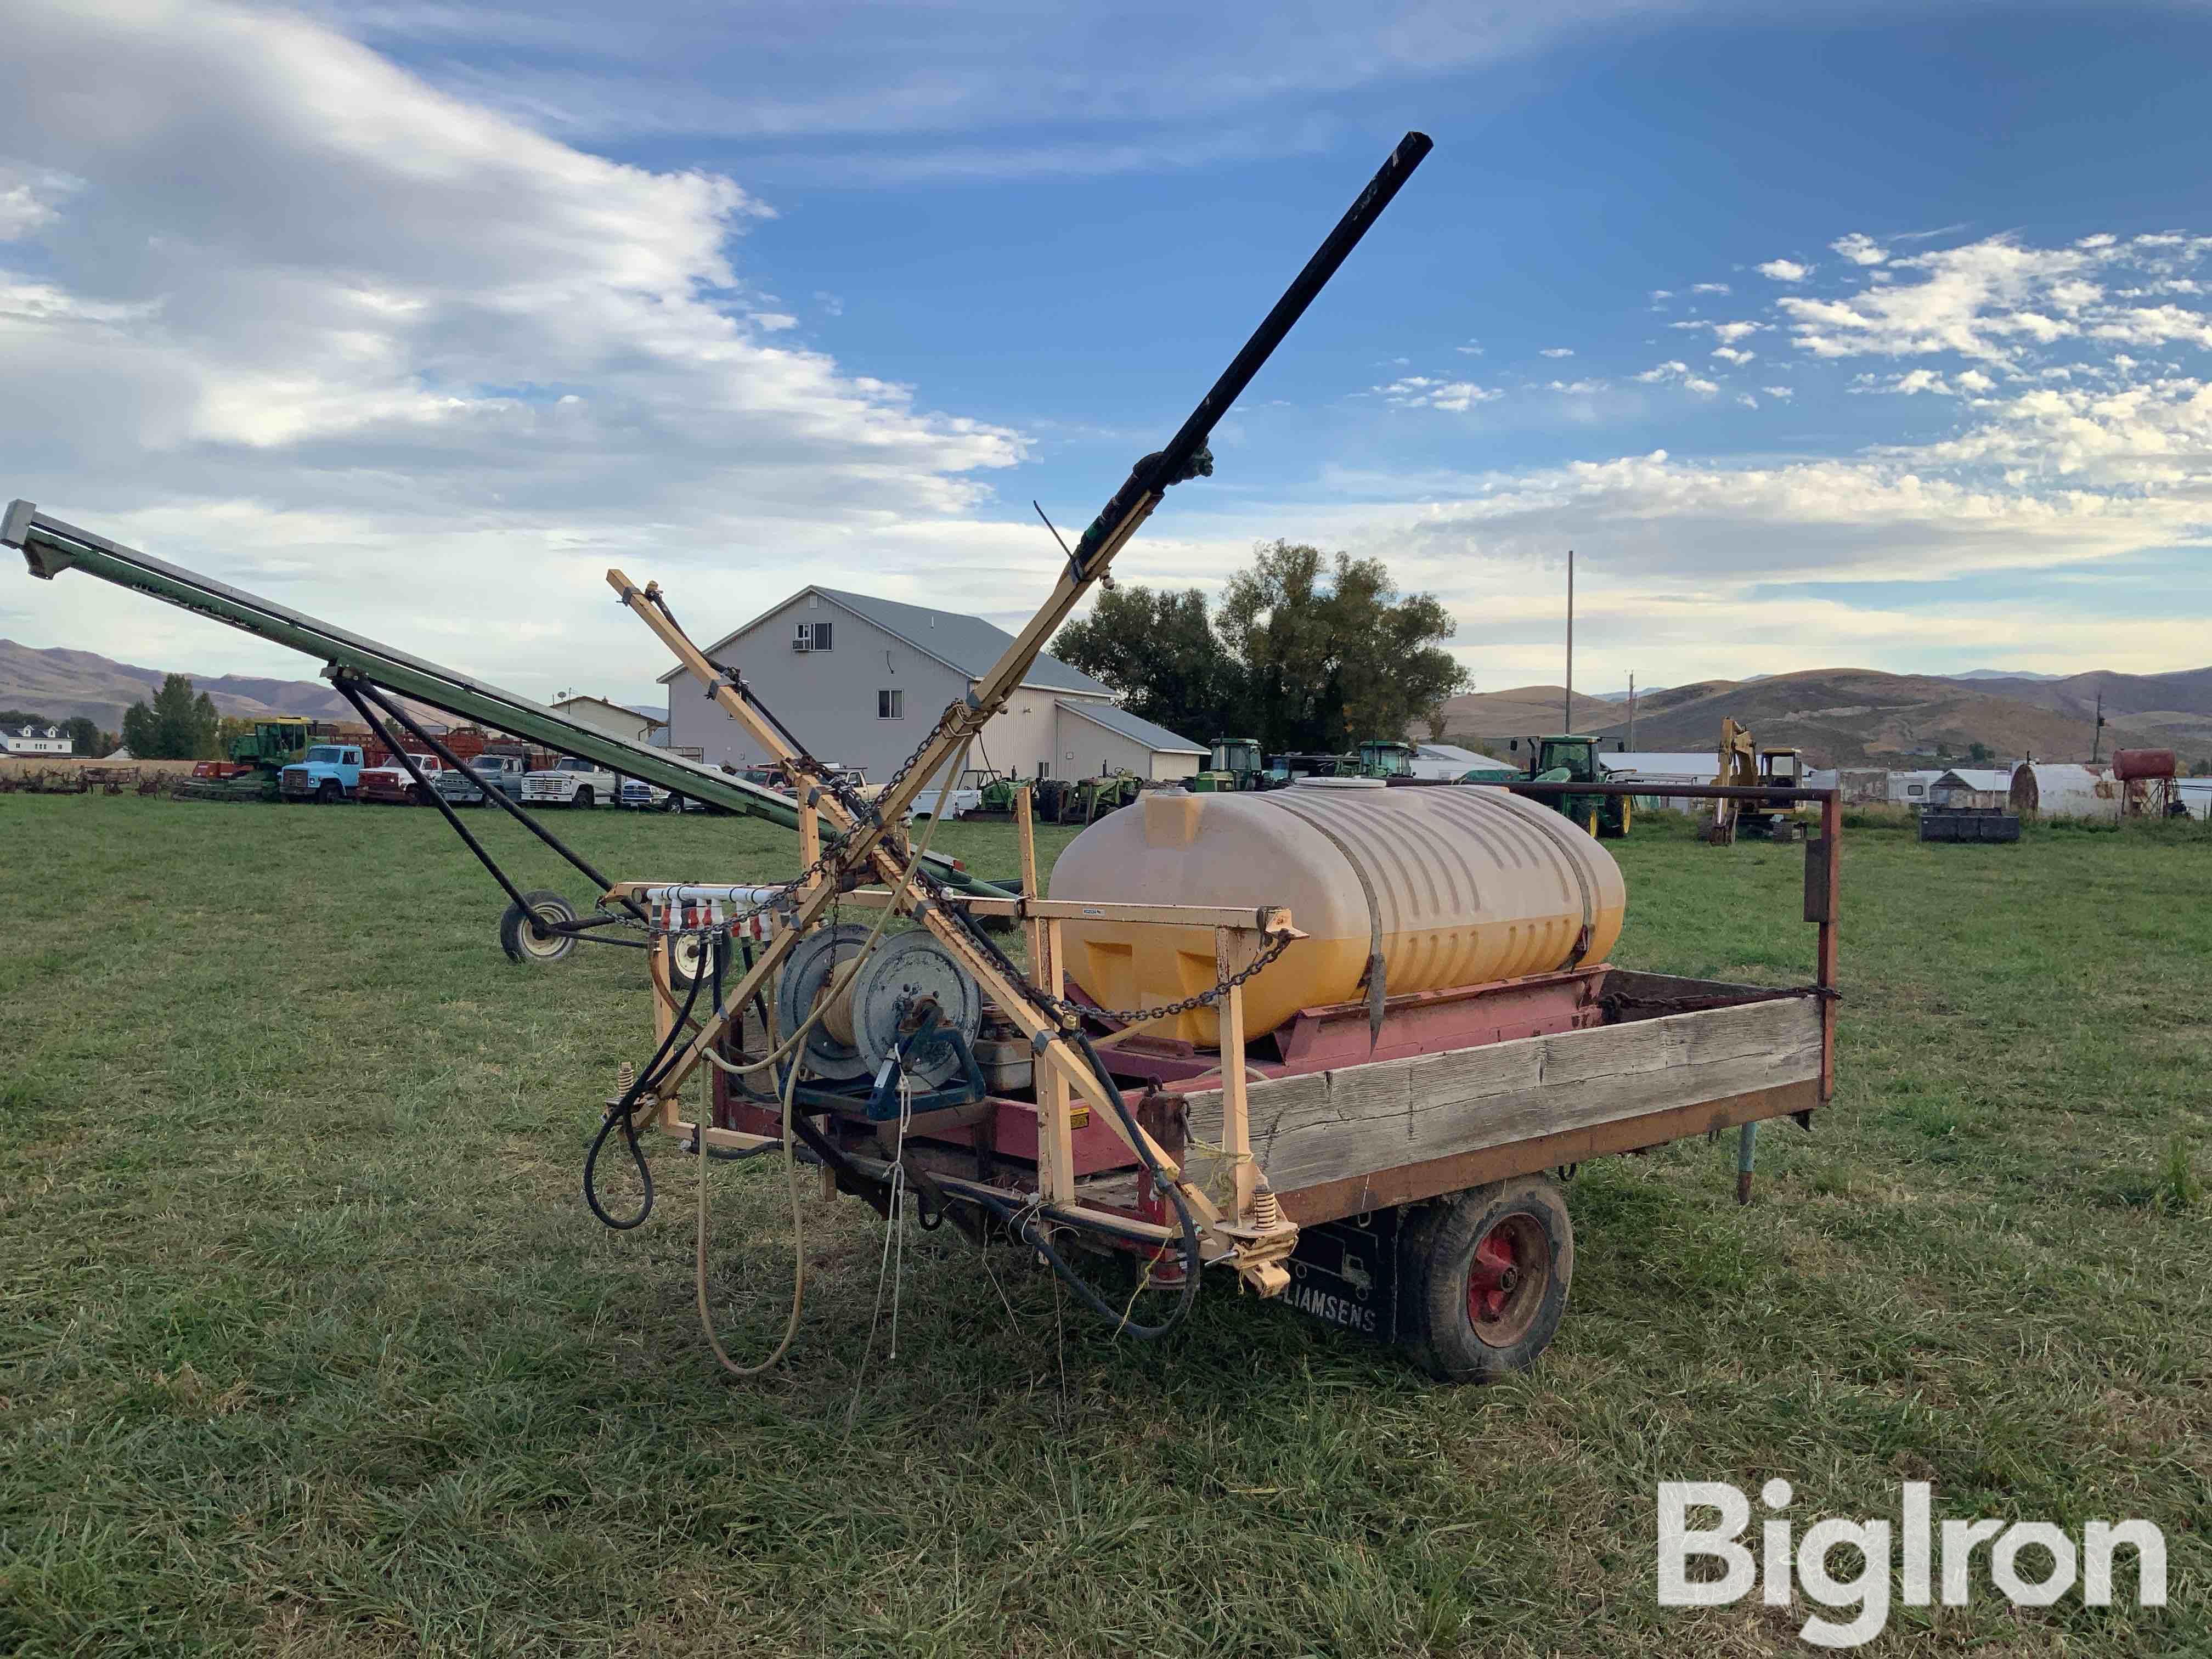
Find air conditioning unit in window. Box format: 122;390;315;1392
793;621;832;652
791;630;810;652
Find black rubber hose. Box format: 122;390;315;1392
584;940;710;1229
938;889;1204;1338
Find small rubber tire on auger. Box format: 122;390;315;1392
500;889;579;965
1398;1176;1573;1383
665;929;711;989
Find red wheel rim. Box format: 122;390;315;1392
1465;1212;1550;1347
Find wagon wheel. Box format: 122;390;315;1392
1399;1176;1573;1383
499;889;579;964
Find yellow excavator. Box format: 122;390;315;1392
1701;718;1812;844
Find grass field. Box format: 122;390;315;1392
3;795;2208;1656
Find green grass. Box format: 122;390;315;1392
3;796;2209;1656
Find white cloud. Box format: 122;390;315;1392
1539;346;1575;358
1713;346;1755;364
1691;281;1731;295
1;0;1031;691
1775;232;2212;364
1650;288;1674;301
1543;377;1609;395
1456;339;1485;356
0;162;78;240
1762;385;1794;399
2090;304;2212;348
1634;360;1719;395
1757;258;1810;282
1735;392;1757;409
1375;375;1500;412
1831;232;1888;266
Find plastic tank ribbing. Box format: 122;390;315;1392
1047;781;1626;1046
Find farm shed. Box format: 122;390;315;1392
1408;741;1488;780
661;585;1205;782
1928;769;2013;809
1053;699;1205;782
549;695;666;746
2009;763;2120;822
1602;752;1718;813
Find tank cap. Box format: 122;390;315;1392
1291;775;1386;789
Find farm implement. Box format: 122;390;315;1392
10;132;1845;1381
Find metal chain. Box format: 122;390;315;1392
1036;926;1295;1027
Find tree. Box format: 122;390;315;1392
1966;741;1995;765
1050;543;1469;758
0;708;50;728
60;716;101;755
1051;586;1243;741
1214;541;1467;753
120;675;221;760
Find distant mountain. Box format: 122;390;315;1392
1949;668;2063;682
1432;685;1623;747
1434;665;2212;769
0;639;442;730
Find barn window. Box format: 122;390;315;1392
878;689;903;720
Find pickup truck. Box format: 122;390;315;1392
358;752;444;805
436;752;528;807
618;777;680;811
520;755;616;808
278;744;365;804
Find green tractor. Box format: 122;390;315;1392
1513;733;1631;839
1354;739;1415;780
1059;770;1142;824
176;716;328;802
1192;736;1266;793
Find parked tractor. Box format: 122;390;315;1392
1511;734;1630;839
175;716;330;802
1193;736;1266;792
1355;739;1415;780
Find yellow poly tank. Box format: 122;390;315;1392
1047;779;1626;1046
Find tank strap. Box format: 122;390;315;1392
1262;794;1389;1048
1505;795;1600;966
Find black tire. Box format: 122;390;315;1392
407;783;425;807
317;780;340;805
573;786;594;809
499;889;579;964
663;794;682;814
1398;1176;1573;1383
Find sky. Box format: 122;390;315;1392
4;0;2210;708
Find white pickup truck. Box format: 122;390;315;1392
520;755;617;808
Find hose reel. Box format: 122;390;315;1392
774;925;981;1090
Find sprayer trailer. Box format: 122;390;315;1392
6;133;1842;1384
623;771;1837;1381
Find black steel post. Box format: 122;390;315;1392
1071;131;1434;568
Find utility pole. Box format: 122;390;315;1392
2090;689;2106;764
1626;672;1637;750
1564;549;1574;733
